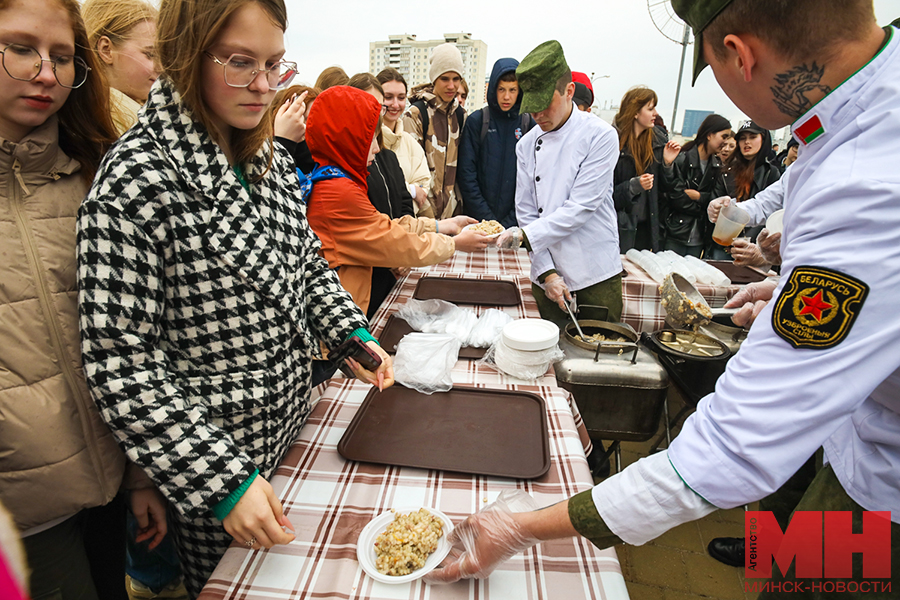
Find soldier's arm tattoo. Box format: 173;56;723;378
770;62;833;120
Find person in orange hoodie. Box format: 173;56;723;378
305;85;491;315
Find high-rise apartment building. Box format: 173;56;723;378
369;33;488;110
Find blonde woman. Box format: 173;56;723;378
83;0;158;134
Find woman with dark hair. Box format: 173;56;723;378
708;120;781;259
665;113;733;257
612;86;681;252
77;0;393;592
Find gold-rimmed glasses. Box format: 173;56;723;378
0;43;90;89
204;52;297;90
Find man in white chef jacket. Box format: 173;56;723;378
429;0;900;593
496;40;623;329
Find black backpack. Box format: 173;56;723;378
411;99;466;148
479;109;534;142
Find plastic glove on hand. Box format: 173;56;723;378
724;278;779;309
732;299;769;328
730;239;767;267
496;226;523;249
757;229;782;265
544;274;571;311
707;196;730;223
425;490;540;584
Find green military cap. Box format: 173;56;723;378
671;0;735;85
516;40;570;114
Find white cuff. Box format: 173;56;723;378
592;450;718;545
408;183;417;198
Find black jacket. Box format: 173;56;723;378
712;159;781;244
367;149;415;219
613;126;673;252
666;145;722;245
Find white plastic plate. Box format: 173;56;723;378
765;209;785;234
501;318;560;351
357;507;454;585
462;223;505;239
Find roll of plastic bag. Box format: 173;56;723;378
393;333;461;394
468;309;513;348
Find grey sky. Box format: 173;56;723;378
285;0;899;134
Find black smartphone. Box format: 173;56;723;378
330;336;382;372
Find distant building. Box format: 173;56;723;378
369;33;488;111
681;109;714;138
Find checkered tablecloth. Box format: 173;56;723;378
198;248;628;600
620;257;743;333
198;380;628;600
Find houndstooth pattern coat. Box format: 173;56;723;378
77;78;368;522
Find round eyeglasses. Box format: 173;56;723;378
205;52;298;90
1;43;90;89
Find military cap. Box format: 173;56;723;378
671;0;735;84
516;40;570;114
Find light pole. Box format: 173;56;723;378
590;73;610;112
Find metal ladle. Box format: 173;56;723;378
563;298;586;340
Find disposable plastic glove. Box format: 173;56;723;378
496;226;524;249
724;278;779;328
707;196;731;223
544;274;572;310
425;490;540;584
730;238;767;267
757;228;782;265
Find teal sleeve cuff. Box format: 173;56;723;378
212;469;259;521
347;328;379;346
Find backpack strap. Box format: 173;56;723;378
480;109;490;142
412;100;429;149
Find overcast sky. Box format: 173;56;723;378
284;0;899;134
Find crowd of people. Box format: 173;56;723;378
1;0;898;598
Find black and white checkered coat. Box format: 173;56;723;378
77;78;368;521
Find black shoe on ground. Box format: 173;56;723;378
707;537;745;567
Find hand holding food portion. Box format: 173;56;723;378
436;215;478;236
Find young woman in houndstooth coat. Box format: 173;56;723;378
76;0;394;593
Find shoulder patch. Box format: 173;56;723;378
772;266;869;349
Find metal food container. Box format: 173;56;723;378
554;321;669;442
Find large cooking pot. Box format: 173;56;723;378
555;321;669;442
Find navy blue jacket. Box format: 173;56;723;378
458;58;534;228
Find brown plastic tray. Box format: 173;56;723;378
704;260;768;284
379;315;487;360
338;385;550;479
413;277;521;306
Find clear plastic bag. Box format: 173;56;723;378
392;333;461;394
478;339;564;381
396;299;478;344
467;309;513;348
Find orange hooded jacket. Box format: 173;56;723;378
305;86;454;313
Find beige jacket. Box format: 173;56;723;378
0;117;125;531
381;120;432;216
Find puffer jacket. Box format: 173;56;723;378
381;118;431;215
403;84;465;219
0;117;124;531
77;78;368;521
457;58;534;228
306;86;454;315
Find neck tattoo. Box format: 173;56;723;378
770;62;833;119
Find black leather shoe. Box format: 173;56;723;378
707;537;745;567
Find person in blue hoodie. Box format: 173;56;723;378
458;58;534;228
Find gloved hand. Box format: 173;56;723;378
707;196;731;223
724;278;779;328
425;490;541;584
730;238;767;267
757;228;782;265
543;273;571;310
496;226;524;249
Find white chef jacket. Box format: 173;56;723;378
594;27;900;543
515;103;621;291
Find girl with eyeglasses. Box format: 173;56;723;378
0;0;133;597
83;0;159;135
76;0;393;593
